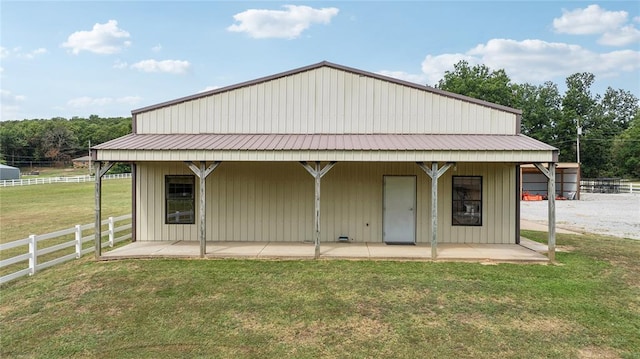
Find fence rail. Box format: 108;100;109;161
0;214;132;284
580;179;640;194
0;173;131;187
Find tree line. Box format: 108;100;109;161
0;115;131;168
437;61;639;179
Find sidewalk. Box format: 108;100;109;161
520;219;582;235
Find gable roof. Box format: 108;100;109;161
132;61;522;116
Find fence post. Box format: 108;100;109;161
108;217;115;247
75;225;82;258
29;234;37;276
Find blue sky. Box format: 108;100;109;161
1;1;639;121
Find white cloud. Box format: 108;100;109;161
62;20;131;55
598;25;640;46
553;4;627;34
67;96;142;108
130;59;190;74
1;46;48;60
552;4;639;46
113;59;128;69
1;89;26;121
1;89;26;103
418;38;640;86
421;53;479;86
152;44;162;52
227;5;339;39
376;70;428;86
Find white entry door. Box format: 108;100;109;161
383;176;416;244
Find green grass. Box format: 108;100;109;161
1;180;639;357
19;166;93;178
1;231;639;358
0;179;132;244
0;179;132;275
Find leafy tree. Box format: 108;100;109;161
41;120;78;163
612;111;640;178
0;116;132;168
436;60;515;107
513;81;562;144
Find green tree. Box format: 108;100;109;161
41;120;78;164
436;60;515;107
513;81;562;144
612;111;640;178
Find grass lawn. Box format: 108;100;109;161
1;180;639;357
0;179;131;244
1;231;639;358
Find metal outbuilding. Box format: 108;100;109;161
0;164;20;180
92;61;560;260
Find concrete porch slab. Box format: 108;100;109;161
102;241;549;263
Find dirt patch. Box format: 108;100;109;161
577;346;620;359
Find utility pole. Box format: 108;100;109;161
576;118;581;164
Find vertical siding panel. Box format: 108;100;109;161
285;76;294;133
263;82;273;133
378;81;388;133
336;71;345;133
431;93;440;133
346;73;357;133
321;68;331;133
454;102;464;133
292;74;301;133
367;79;382;133
304;72;319;133
256;84;265;133
273;79;283;133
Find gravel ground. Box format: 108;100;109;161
521;193;640;240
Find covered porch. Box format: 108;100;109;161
101;238;549;263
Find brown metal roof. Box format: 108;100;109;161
132;61;522;116
94;133;556;152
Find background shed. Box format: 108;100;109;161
0;164;21;180
521;163;580;200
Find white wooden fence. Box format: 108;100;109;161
0;173;131;187
0;214;132;284
580;179;640;194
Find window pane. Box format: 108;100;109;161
166;175;195;224
452;176;482;226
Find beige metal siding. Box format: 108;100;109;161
136;162;198;242
136;161;516;244
438;163;516;244
136;67;517;135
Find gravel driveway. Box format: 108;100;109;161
520;193;640;240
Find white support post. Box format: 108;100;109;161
300;161;336;259
533;162;557;262
28;234;37;276
75;225;82;258
186;161;221;258
108;217;115;247
417;162;454;259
